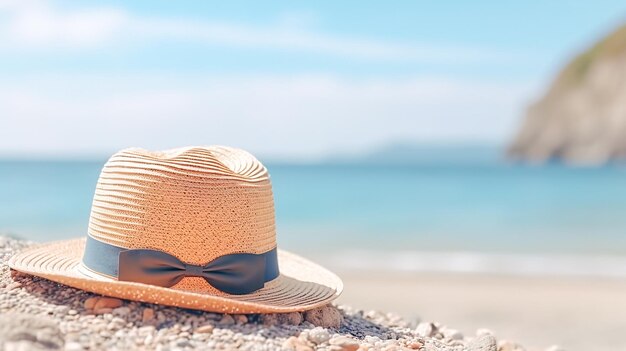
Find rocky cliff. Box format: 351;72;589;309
508;24;626;165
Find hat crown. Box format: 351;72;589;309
87;146;276;268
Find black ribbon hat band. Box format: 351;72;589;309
82;236;280;295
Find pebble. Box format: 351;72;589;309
283;336;314;351
218;314;235;325
442;328;463;340
260;313;281;326
6;282;22;290
281;312;303;325
261;312;303;326
93;297;123;310
176;339;192;347
142;308;155;322
112;306;131;316
476;328;494;337
93;308;113;315
406;341;423;349
468;335;497;351
84;297;99;310
307;327;331;344
111;317;126;326
304;305;343;328
138;326;156;335
234;314;248;324
329;336;360;351
65;341;84;351
415;322;435;337
195;324;214;334
498;340;526;351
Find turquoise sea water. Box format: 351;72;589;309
3;159;626;276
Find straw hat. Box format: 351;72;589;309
8;146;342;313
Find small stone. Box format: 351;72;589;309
406;341;423;349
442;328;463;340
260;314;280;326
111;317;126;325
93;308;113;315
93;297;123;310
156;312;166;323
84;297;99;310
175;339;192;348
329;336;360;351
261;312;303;326
283;336;298;350
234;314;247;324
303;305;343;328
142;308;155;323
112;307;130;316
65;342;84;351
195;324;214;334
498;340;526;351
6;282;22;290
144;334;154;346
280;312;303;325
138;326;156;335
415;322;435;337
307;327;331;345
283;336;314;351
68;309;78;316
218;314;235;325
476;329;494;337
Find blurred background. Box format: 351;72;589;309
2;1;626;350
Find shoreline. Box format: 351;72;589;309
317;249;626;279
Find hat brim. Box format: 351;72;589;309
8;238;343;314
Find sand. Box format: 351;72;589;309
337;271;626;351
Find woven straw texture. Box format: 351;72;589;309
8;146;342;313
90;146;276;294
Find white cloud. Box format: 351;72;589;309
129;18;507;63
0;1;538;159
0;0;516;63
0;0;126;49
0;74;538;159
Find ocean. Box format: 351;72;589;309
3;159;626;278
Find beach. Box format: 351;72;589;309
338;271;626;351
1;235;539;351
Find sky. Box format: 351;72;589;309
1;0;626;160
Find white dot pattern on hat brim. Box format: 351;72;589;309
8;238;343;314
